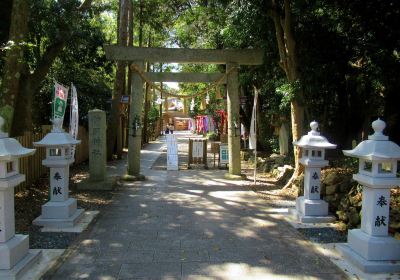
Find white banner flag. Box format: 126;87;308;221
69;83;79;158
249;89;258;150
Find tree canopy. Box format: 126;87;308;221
0;0;399;154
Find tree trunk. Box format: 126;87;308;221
142;34;152;145
126;0;134;97
0;0;29;133
10;39;65;136
3;1;92;135
107;0;129;159
270;0;304;188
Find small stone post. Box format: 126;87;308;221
226;62;242;178
127;60;145;179
33;119;83;228
291;121;337;223
0;117;41;279
89;109;106;181
339;119;400;273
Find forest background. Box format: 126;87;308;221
1;0;399;162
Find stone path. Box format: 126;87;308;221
47;132;347;280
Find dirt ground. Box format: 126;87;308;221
15;162;115;233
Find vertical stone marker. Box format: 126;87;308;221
0;116;41;280
339;119;400;273
33;118;84;228
166;134;178;171
78;109;113;190
89;109;106;181
291;121;337;223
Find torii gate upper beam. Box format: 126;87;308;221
104;46;264;65
144;72;226;84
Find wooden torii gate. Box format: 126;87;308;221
104;46;264;179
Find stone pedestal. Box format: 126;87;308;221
339;118;400;273
1;186;41;278
338;184;400;272
0;132;41;279
294;165;335;223
33;120;83;229
33;159;84;228
291;121;336;223
166;134;178;171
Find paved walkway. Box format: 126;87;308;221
48;133;347;280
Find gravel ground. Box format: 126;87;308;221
28;231;80;249
242;162;349;244
297;228;348;243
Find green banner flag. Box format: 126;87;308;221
53;81;69;123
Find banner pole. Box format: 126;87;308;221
253;87;258;185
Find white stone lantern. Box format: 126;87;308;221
339;119;400;273
33;119;83;228
0;117;41;279
292;121;337;223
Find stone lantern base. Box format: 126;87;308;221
0;235;41;280
337;229;400;273
33;198;84;228
291;196;336;223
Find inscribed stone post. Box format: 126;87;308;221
89;109;106;181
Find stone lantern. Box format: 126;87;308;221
0;117;41;278
33;118;84;228
339;119;400;273
292;121;337;223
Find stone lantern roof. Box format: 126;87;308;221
0;116;35;160
34;118;80;147
293;121;336;149
343;119;400;161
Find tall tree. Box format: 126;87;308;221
0;0;29;133
270;0;304;187
1;0;97;136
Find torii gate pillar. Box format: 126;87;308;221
226;62;242;178
127;60;145;179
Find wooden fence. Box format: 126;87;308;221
16;126;89;192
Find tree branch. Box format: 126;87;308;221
77;0;94;11
283;0;297;75
270;0;288;74
28;40;65;91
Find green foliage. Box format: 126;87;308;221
25;0;114;128
0;105;13;132
148;105;159;124
207;132;218;141
2;0;400;152
275;81;301;111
